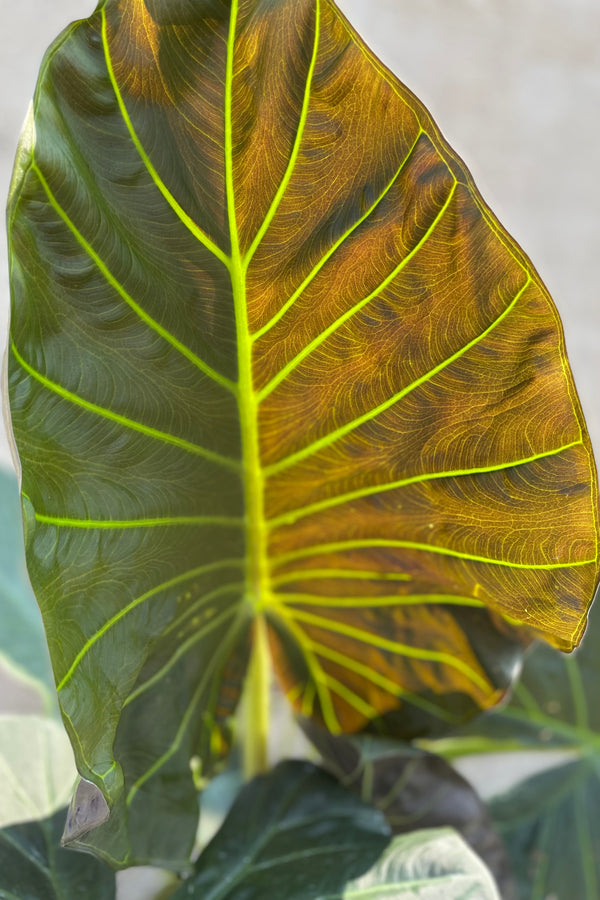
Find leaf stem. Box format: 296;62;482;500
243;615;271;779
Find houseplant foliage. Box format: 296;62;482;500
0;741;501;900
425;583;600;899
5;0;600;880
302;724;515;897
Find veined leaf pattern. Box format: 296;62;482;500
6;0;599;864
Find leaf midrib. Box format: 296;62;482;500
224;0;268;618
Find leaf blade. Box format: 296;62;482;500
174;762;500;900
6;0;599;866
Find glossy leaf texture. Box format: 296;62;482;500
0;807;115;900
172;760;500;900
6;0;599;865
303;724;514;899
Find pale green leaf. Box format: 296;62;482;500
0;715;76;828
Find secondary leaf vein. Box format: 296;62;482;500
56;559;244;691
258;172;456;400
264;276;532;476
270;538;593;571
243;0;321;266
100;8;230;268
282;606;490;692
267;439;583;527
11;343;240;470
252;127;425;342
31;165;236;394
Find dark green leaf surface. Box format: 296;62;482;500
173;760;500;900
0;807;115;900
490;760;600;900
177;760;390;899
7;0;599;867
303;725;514;899
0;468;54;707
425;589;600;897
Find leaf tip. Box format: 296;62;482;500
61;778;110;845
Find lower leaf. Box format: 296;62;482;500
173;759;500;900
0;807;115;900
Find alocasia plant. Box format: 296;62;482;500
3;0;600;892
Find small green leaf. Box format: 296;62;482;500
0;468;55;709
172;760;499;899
0;715;76;828
0;806;115;900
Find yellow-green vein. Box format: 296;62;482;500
243;0;321;266
281;606;491;693
271;568;411;587
318;672;378;721
162;581;246;637
100;8;230;268
267;439;583;527
225;0;270;613
264;275;532;476
126;612;247;805
12;343;239;471
56;559;244;691
270;537;593;571
32;164;236;395
258;170;456;401
276;592;485;609
252;128;425;342
300;681;316;717
302;636;458;723
267;606;341;732
33;512;243;529
124;606;239;707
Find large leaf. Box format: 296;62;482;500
6;0;599;865
303;725;514;898
0;807;115;900
0;467;55;708
172;760;500;900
